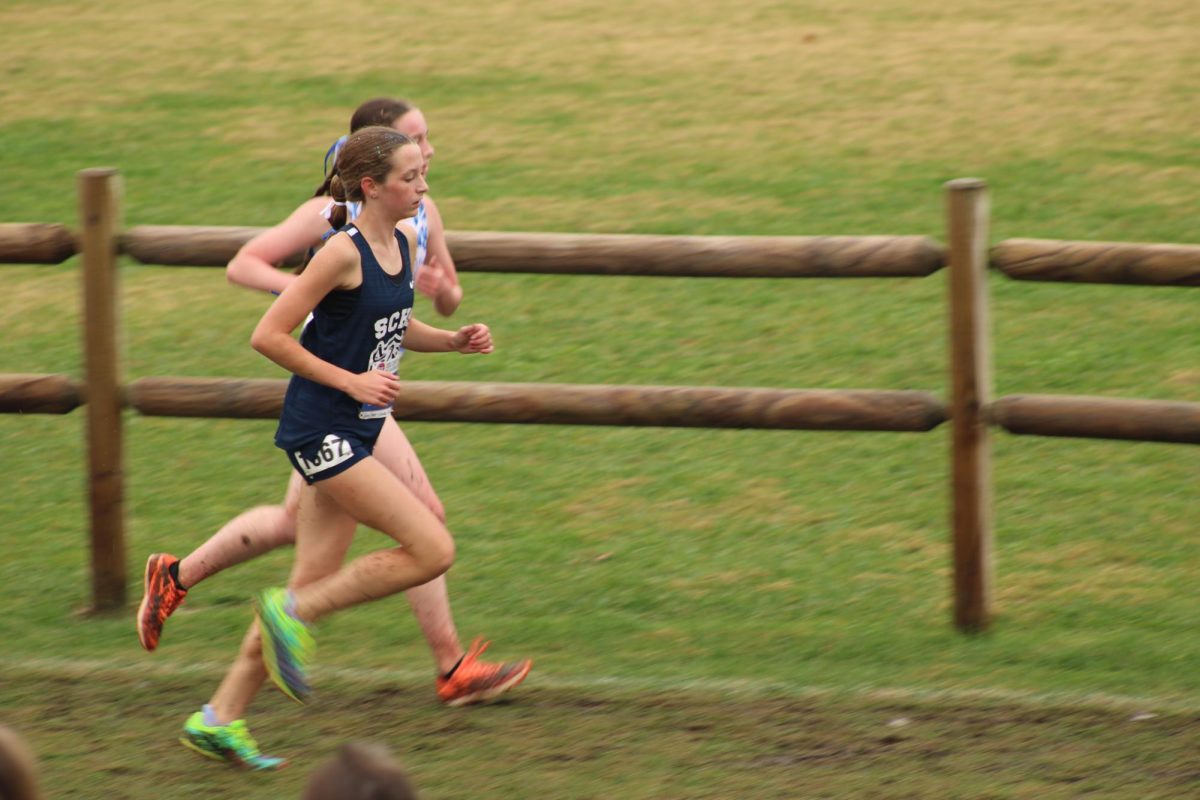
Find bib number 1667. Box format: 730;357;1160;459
295;434;353;477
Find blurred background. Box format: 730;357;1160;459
0;1;1197;796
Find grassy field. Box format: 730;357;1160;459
1;0;1198;797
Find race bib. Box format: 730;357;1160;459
293;434;354;477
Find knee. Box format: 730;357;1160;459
425;535;455;579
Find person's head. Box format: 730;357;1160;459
315;98;435;206
348;98;435;174
327;126;427;224
0;724;42;800
301;742;418;800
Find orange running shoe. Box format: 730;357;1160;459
137;553;187;651
436;639;532;707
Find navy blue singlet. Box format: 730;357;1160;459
275;223;414;460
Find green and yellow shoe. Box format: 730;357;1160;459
180;711;286;771
255;587;315;704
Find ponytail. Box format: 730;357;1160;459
297;146;349;274
298;125;412;274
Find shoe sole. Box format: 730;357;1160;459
180;734;227;763
442;660;533;707
136;554;162;652
180;735;287;771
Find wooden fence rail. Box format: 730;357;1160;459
991;239;1200;286
0;372;947;431
10;373;1195;444
0;373;947;431
990;394;1200;445
8;220;1200;286
432;232;946;278
0;223;76;264
122;226;947;277
0;373;83;413
1;169;1195;631
132;377;956;431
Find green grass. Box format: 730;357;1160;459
1;0;1198;796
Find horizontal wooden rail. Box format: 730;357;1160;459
14;224;1200;286
990;394;1200;444
0;373;83;413
126;377;948;431
991;239;1200;286
126;376;281;419
446;232;945;277
118;225;945;277
121;225;303;268
0;223;77;264
16;374;1197;445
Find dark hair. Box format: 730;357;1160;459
301;742;418;800
314;98;415;204
299;100;418;271
349;98;414;134
328;126;414;205
298;127;414;275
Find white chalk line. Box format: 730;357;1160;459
2;654;1197;715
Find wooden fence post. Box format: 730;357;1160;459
945;178;993;632
79;168;125;612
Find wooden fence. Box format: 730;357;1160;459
2;168;1197;629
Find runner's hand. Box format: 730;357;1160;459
415;255;446;300
451;323;493;354
346;369;401;405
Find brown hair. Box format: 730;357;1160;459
328;126;413;204
300;101;418;272
315;98;415;203
349;98;414;134
301;742;419;800
310;125;415;242
0;725;42;800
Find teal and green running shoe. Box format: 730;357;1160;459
180;711;286;770
255;587;315;704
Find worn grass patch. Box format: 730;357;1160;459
3;665;1198;799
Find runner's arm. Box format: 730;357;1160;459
419;197;464;316
227;197;333;295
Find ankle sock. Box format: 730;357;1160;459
202;704;224;727
283;590;301;621
168;559;187;591
442;654;465;680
